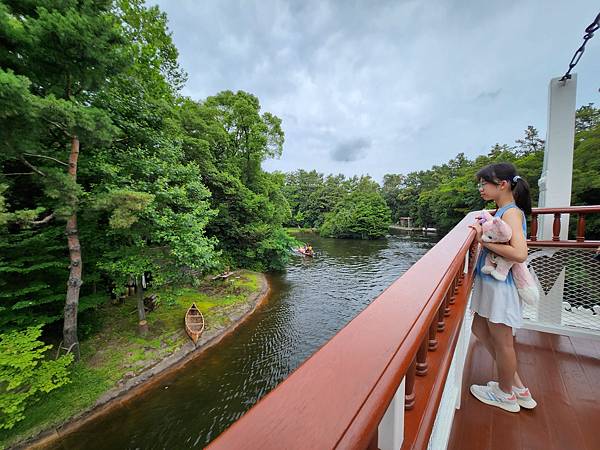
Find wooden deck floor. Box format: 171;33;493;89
447;329;600;450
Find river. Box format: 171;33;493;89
52;231;438;449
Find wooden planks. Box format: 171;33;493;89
447;330;600;450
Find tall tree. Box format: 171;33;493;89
0;0;127;355
515;126;545;156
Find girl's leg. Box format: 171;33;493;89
487;321;517;394
472;313;526;388
471;313;496;357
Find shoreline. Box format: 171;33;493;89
17;273;270;450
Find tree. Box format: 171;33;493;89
202;91;284;187
515;126;545;156
0;0;128;355
0;326;73;429
382;173;406;224
575;103;600;133
320;177;391;239
84;0;218;334
177;94;293;271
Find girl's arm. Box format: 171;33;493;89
481;208;528;263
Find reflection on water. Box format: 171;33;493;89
53;231;437;450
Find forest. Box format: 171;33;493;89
1;0;599;435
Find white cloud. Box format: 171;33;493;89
153;0;600;181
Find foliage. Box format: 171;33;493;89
0;326;73;430
177;93;291;270
320;177;391;239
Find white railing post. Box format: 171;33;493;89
535;75;577;327
537;74;577;240
378;377;405;450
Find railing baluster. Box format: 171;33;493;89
531;213;538;241
405;358;416;410
416;336;428;376
428;320;438;351
449;275;458;305
437;303;445;331
552;213;561;241
576;213;586;242
457;260;465;285
444;289;451;316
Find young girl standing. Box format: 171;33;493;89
468;162;537;413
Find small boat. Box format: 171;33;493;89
294;247;314;257
185;303;205;344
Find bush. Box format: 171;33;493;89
0;326;73;430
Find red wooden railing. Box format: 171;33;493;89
206;206;599;450
529;205;600;247
207;212;480;450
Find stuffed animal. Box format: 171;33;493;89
476;210;539;305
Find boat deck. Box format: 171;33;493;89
447;329;600;450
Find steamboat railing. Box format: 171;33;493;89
524;206;600;338
207;206;600;450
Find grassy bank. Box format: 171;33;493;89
0;271;262;449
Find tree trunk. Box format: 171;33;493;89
63;136;82;360
136;275;148;336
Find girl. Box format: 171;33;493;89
468;162;537;413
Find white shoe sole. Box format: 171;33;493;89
470;385;520;413
516;397;537;409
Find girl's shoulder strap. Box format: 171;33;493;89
496;202;516;217
497;203;527;235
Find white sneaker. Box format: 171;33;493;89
470;381;520;413
512;385;537;409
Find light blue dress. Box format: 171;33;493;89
470;203;527;330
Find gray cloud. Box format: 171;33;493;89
331;137;371;162
476;89;502;101
153;0;600;181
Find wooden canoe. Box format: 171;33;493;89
185;303;205;344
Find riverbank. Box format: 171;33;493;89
285;227;318;234
3;271;269;450
389;224;438;232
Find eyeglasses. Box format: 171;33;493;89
477;180;501;190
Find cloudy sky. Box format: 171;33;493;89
153;0;599;181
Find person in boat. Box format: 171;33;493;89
305;244;313;255
468;163;537;413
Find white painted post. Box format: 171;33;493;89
378;377;405;450
536;75;577;325
537;74;577;240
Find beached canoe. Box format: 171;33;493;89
185;303;205;344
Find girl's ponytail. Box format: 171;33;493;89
511;176;532;215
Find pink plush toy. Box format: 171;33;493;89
477;210;539;305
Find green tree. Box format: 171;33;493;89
0;326;73;430
320;177;391;239
83;0;218;333
202;90;284;187
575;103;600;132
515;126;545;156
0;0;128;353
178;94;293;271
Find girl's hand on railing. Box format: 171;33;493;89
468;223;483;243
